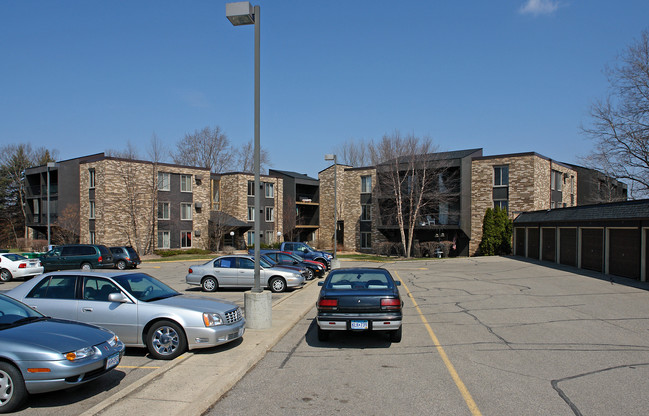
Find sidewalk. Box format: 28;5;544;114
81;280;321;416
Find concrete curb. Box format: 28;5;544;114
82;280;321;416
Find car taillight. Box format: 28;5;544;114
381;298;401;310
318;298;338;310
98;256;103;263
188;268;193;274
19;263;26;269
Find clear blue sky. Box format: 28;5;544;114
2;1;649;178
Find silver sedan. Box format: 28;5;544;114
0;294;124;412
6;271;245;360
185;254;306;293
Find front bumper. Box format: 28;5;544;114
185;319;246;350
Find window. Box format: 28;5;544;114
265;183;274;198
248;206;255;221
89;169;96;189
181;203;192;220
361;232;372;249
89;201;95;219
247;232;254;246
158;172;170;191
494;166;509;186
361;204;371;221
180;175;192;192
181;231;192;248
27;275;76;299
158;202;170;220
265;206;274;222
89;231;96;244
266;231;275;242
83;277;120;301
551;170;562;191
361;175;372;193
239;258;254;269
494;200;509;211
211;179;220;210
248;180;255;196
158;231;170;249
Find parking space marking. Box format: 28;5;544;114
395;271;482;416
117;365;161;369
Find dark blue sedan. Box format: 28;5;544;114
316;268;403;342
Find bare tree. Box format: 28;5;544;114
172;126;231;173
53;204;80;244
209;211;238;252
582;30;649;199
333;138;372;167
369;132;452;258
282;198;299;242
234;139;271;174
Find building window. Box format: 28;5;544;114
180;203;192;220
265;182;274;198
248;181;255;196
361;232;372;249
266;231;275;242
248;206;255;222
180;175;192;192
265;207;274;222
494;166;509;186
158;172;170;191
89;201;95;219
361;204;371;221
211;179;220;210
494;200;509;211
158;202;170;220
247;232;254;246
89;231;96;244
89;169;95;189
181;231;192;248
158;231;170;249
361;175;372;193
551;170;563;191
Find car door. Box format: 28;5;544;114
78;276;139;344
22;274;79;321
236;257;255;287
212;257;239;287
41;247;63;271
60;246;78;270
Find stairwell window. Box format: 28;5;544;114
361;175;372;193
89;169;95;189
493;165;509;212
89;201;95;219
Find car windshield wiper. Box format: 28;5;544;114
146;293;181;302
10;316;49;326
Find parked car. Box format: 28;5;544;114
6;271;245;360
259;250;325;280
0;253;44;282
316;267;403;342
186;254;306;293
39;244;114;272
0;293;125;412
109;246;141;270
279;242;333;269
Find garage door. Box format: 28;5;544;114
527;228;539;260
581;228;603;272
515;228;526;256
542;228;556;262
559;228;577;267
608;228;640;280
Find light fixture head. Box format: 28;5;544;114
226;2;255;26
324;154;336;161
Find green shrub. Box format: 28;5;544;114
154;248;212;257
478;207;512;256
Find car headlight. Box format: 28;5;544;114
326;254;333;260
203;312;224;327
107;335;120;348
65;346;96;361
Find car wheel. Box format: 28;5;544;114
147;320;187;360
80;262;92;271
0;269;12;282
389;326;402;343
317;326;329;342
269;277;286;293
116;260;127;270
0;362;27;413
202;276;218;292
305;268;314;280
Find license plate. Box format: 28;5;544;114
105;353;120;369
351;320;368;330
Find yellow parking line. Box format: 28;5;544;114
117;365;161;369
395;271;482;416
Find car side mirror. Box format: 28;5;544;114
293;261;298;265
395;281;401;286
108;292;129;303
318;281;324;286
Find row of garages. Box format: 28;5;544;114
513;199;649;281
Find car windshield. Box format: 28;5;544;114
2;254;27;261
0;294;45;329
260;257;273;268
112;273;180;302
326;270;392;290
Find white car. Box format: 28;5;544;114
0;253;44;282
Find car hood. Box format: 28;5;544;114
3;319;112;352
152;294;238;312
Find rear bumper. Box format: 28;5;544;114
317;313;402;331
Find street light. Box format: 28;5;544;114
324;154;337;261
227;2;271;329
226;1;261;293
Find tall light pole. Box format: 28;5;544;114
324;154;337;260
227;2;271;329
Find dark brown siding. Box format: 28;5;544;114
581;228;603;272
609;228;640;280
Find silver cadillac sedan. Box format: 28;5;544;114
186;254;306;293
6;271;245;360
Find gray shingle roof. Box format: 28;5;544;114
514;199;649;224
